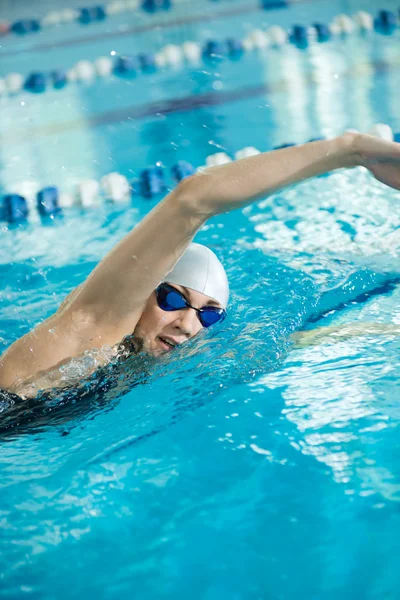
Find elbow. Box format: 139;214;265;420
173;174;213;221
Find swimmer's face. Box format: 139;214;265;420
133;284;223;356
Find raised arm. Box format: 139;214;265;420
72;134;360;317
1;132;399;391
74;131;400;318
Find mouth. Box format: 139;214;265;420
157;336;178;352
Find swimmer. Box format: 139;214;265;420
1;131;400;399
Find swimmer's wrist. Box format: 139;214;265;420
332;131;361;169
335;132;363;169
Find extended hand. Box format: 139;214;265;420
355;133;400;191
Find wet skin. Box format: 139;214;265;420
133;284;223;356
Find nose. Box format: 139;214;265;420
172;308;201;337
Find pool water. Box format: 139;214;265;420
1;1;400;598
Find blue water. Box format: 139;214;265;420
1;1;400;598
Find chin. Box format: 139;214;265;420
139;336;165;357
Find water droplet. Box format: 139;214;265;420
212;80;223;91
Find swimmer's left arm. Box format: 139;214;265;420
186;131;400;218
1;132;400;393
292;322;400;348
64;132;400;325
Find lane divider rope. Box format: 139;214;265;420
0;123;397;224
0;0;178;39
0;1;306;40
0;9;398;97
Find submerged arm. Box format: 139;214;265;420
292;322;400;348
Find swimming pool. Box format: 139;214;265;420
1;0;400;598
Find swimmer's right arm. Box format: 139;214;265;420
292;322;400;348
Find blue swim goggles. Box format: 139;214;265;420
155;283;226;328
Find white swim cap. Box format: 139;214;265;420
165;243;229;308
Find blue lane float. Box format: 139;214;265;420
131;166;167;198
171;161;195;182
260;0;289;9
11;19;40;35
138;53;156;72
37;187;61;217
137;166;167;198
374;10;397;33
51;70;68;90
289;24;309;47
3;195;29;223
114;55;139;75
142;0;171;12
313;23;331;42
78;6;106;24
203;40;226;60
226;38;244;58
24;72;47;93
